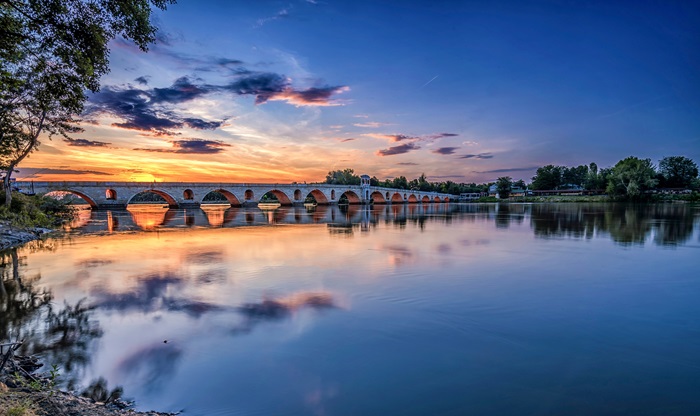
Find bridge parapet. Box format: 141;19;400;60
18;181;453;209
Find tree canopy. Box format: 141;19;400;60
325;169;361;185
531;165;562;190
0;0;175;205
496;176;512;199
658;156;698;188
606;156;658;198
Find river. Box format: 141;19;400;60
1;203;699;415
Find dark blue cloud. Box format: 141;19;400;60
64;138;111;147
224;73;348;105
87;79;222;135
135;139;231;154
151;77;212;104
376;142;420;156
425;133;459;140
224;73;289;104
216;58;245;67
181;118;223;130
460;153;494;159
18;168;110;176
134;76;150;85
475;167;539;173
432;147;459;155
88;68;348;135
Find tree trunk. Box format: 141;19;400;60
2;111;46;207
4;167;15;207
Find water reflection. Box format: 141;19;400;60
0;247;104;392
3;202;699;415
529;203;698;246
69;203;700;247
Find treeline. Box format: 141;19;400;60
324;169;488;195
325;155;699;199
528;156;699;198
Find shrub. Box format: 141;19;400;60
0;191;75;228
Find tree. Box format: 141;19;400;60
658;156;698;188
496;176;512;199
606;156;658;199
561;165;588;188
1;0;175;206
325;169;360;185
531;165;562;190
391;176;408;190
417;173;432;192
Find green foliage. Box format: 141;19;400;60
325;169;361;185
1;400;35;416
496;176;512;199
584;163;610;190
1;0;175;206
606;156;658;199
658;156;698;188
531;165;562;190
0;192;74;227
260;192;279;202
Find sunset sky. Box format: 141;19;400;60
18;0;700;184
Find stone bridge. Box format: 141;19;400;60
18;179;453;209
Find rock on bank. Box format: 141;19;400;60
0;222;53;251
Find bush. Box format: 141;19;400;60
0;191;75;228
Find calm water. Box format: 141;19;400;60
2;203;699;415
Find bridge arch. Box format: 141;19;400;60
260;189;293;205
183;189;194;200
294;189;302;201
306;189;330;204
433;196;441;202
407;194;418;203
340;190;361;204
202;189;241;206
45;190;98;209
244;189;254;201
443;196;451;202
422;195;430;203
370;191;387;204
391;192;404;203
127;189;178;207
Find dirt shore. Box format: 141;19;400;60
0;383;178;416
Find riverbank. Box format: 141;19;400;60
0;353;177;416
0;222;53;252
0;384;177;416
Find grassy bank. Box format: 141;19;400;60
0;192;74;229
471;192;700;203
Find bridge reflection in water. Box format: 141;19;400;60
64;203;700;247
65;203;460;234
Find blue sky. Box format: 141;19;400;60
25;0;700;183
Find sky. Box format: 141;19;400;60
18;0;700;184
